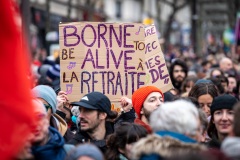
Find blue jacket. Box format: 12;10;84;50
32;126;66;160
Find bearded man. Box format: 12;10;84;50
67;92;118;153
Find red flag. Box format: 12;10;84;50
0;1;35;159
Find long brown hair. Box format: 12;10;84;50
105;122;147;160
188;83;219;100
207;116;218;139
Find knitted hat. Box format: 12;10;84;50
46;64;60;80
195;79;213;85
132;86;164;118
65;144;104;160
210;94;238;115
38;64;51;77
31;85;57;113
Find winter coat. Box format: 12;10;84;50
67;121;114;153
32;127;66;160
207;136;221;149
114;108;136;127
51;113;67;136
131;131;206;160
50;113;74;142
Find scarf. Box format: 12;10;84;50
155;131;197;143
32;127;66;160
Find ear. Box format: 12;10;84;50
99;112;107;120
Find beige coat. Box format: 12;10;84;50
51;113;68;136
131;134;207;160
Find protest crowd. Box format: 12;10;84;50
1;1;240;160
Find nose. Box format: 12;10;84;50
156;99;163;107
79;111;84;118
221;111;228;120
203;105;209;113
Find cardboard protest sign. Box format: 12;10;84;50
59;22;145;111
144;25;173;92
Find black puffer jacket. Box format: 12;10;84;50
67;121;114;153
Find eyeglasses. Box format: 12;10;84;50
43;104;52;111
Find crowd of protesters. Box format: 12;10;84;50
12;44;240;160
3;0;240;159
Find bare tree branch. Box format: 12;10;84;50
161;0;174;7
176;0;189;10
160;0;191;50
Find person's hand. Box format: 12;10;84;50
120;97;132;112
56;91;71;114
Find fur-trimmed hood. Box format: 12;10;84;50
131;133;206;160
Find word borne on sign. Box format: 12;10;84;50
63;23;136;48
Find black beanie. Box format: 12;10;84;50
210;94;238;115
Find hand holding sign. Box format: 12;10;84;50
56;91;70;114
